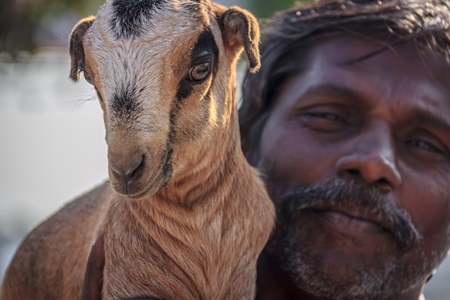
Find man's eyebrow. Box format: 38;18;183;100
413;109;450;133
302;83;365;104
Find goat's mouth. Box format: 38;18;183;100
110;149;173;199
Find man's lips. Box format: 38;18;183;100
312;209;387;235
280;179;422;249
303;201;393;236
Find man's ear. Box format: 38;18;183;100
217;6;260;72
69;16;95;82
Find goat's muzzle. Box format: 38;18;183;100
109;151;146;196
107;146;173;199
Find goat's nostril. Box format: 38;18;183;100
126;154;144;178
130;155;145;178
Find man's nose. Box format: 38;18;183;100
336;122;401;191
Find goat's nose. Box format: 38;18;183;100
109;152;144;182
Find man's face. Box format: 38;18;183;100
257;35;450;299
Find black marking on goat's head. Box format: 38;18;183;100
176;28;219;101
168;87;213;146
168;28;217;146
110;0;166;39
111;84;145;125
160;147;173;188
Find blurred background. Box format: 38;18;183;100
0;0;448;298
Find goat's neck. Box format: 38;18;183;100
163;107;242;205
118;117;244;234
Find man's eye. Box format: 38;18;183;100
305;112;345;123
309;112;343;122
406;139;442;154
297;111;350;134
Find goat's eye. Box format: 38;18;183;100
188;62;211;82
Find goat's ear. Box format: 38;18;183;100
69;16;95;82
219;6;260;72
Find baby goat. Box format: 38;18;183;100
2;0;275;299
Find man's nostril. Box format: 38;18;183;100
348;169;359;175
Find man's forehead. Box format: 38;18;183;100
309;34;401;65
308;34;450;85
282;34;450;123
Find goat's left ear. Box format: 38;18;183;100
69;16;95;82
218;6;260;72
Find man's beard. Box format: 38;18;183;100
266;178;441;300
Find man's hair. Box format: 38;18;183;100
239;0;450;163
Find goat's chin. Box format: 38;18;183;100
112;181;158;199
110;172;167;199
111;179;162;200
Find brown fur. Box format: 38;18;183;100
1;1;274;299
69;16;96;81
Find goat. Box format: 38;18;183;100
1;0;275;299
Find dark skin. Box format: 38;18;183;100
81;232;104;300
81;35;450;300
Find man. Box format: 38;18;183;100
83;0;450;299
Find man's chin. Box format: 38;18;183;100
271;225;405;300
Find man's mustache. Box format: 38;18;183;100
281;179;422;249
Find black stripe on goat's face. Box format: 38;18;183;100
111;84;145;126
176;29;219;101
110;0;166;39
168;28;219;146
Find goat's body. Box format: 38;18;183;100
4;125;273;299
2;183;112;299
103;149;272;299
2;0;275;299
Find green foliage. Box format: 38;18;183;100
248;0;310;19
0;0;312;58
0;0;104;58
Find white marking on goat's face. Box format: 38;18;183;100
82;0;226;198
